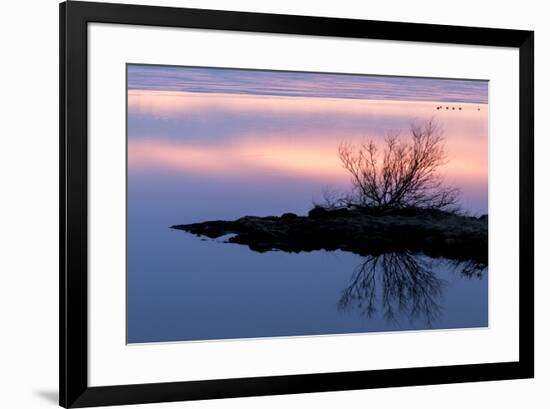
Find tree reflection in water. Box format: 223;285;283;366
338;252;487;325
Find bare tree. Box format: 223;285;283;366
314;186;347;210
337;119;459;211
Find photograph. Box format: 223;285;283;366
126;64;489;343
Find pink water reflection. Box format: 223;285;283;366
128;90;488;213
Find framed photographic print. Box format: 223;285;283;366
60;1;534;407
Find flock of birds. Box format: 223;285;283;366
436;105;481;111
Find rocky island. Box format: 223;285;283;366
172;207;487;265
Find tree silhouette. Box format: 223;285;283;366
336;119;459;211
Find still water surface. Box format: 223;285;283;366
127;86;488;343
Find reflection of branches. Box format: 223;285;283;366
338;252;444;325
338;254;380;319
447;259;487;279
338;253;488;325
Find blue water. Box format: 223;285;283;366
127;171;488;343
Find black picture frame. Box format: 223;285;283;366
60;1;534;407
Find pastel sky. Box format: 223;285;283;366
128;65;488;104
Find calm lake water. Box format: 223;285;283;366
127;69;488;343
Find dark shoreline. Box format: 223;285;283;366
172;207;488;265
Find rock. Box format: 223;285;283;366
308;206;349;219
308;206;327;218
